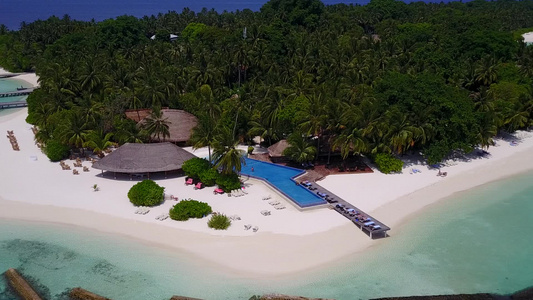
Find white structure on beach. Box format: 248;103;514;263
522;32;533;45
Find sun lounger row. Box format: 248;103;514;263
229;215;241;221
231;189;247;197
60;161;71;170
134;207;150;215
244;224;259;232
262;195;272;200
268;201;286;209
155;213;169;221
260;210;271;216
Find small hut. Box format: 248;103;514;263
267;140;290;163
92;142;196;179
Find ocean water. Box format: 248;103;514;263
0;171;532;299
0;77;29;104
1;0;463;30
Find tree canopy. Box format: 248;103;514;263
1;0;532;165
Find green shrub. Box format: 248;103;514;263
199;168;219;186
373;153;404;174
44;139;70;162
207;214;231;230
247;146;254;155
215;172;241;192
169;199;212;221
182;158;212;179
127;180;165;206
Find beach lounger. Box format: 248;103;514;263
244;224;252;230
260;210;271;216
155;214;169;221
213;188;224;195
185;177;194;185
317;192;327;198
364;221;375;227
252;226;259;232
262;195;272;200
274;205;286;210
269;200;280;206
229;215;241;220
371;225;381;231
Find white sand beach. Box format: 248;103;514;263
523;32;533;44
1;91;533;276
0;67;40;87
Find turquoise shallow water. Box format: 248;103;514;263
0;77;29;104
0;170;532;299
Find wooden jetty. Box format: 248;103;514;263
69;287;111;300
0;87;35;98
4;268;43;300
302;181;390;239
0;100;28;109
170;296;204;300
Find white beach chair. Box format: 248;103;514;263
268;200;280;206
244;224;252;230
274;205;286;210
260;210;271;216
252;226;259;232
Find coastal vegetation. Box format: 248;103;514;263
373;153;404;174
182;157;212;179
216;173;242;192
43;139;70;161
207;214;232;230
1;0;532;168
127;179;165;206
169;199;212;221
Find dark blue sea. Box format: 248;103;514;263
1;0;459;30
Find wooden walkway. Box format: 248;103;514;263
301;180;390;239
0;101;28;109
0;87;35;98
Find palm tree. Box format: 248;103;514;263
59;110;89;154
196;84;221;120
476;118;497;150
190;114;217;161
333;126;368;160
84;130;114;157
283;131;317;164
475;56;498;86
114;119;147;144
142;107;170;142
299;93;325;159
212;127;245;174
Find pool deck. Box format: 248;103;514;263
241;158;390;239
298;180;390;239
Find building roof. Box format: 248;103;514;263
92;142;196;173
124;108;198;143
268;140;290;157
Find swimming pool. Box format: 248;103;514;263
239;158;327;208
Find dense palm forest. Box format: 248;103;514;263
1;0;533;167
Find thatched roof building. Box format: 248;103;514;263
124;108;198;143
92;143;196;173
267;140;290;158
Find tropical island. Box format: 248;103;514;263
1;0;533;298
